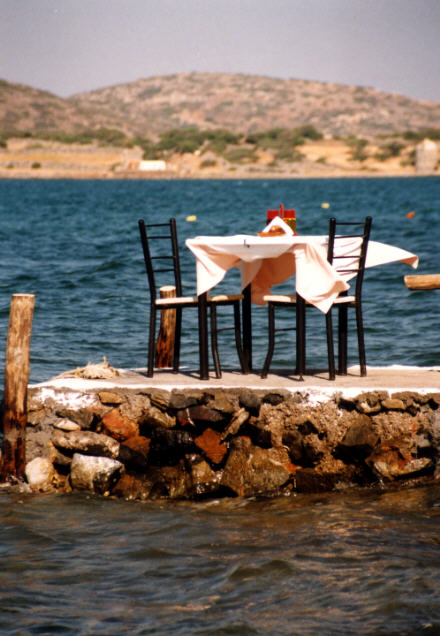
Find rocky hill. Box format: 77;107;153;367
0;79;93;132
1;73;440;139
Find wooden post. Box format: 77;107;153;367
0;294;35;483
155;286;176;368
404;274;440;290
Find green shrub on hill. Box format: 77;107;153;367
0;127;133;147
403;128;440;142
245;126;322;157
346;136;368;161
156;128;205;154
155;128;241;155
203;129;241;154
295;125;323;141
132;135;160;160
224;147;257;164
374;141;405;161
200;159;217;168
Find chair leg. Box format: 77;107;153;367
172;307;183;374
242;284;253;372
338;305;348;375
296;295;306;378
210;304;222;379
355;302;367;376
233;300;248;374
261;303;276;378
325;308;336;381
147;305;157;377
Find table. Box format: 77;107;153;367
186;231;419;379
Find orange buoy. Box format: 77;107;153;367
405;211;415;218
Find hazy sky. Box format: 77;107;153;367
1;0;440;101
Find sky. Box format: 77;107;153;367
1;0;440;101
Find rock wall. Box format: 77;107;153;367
20;386;440;499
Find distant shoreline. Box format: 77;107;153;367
0;167;440;181
1;135;438;181
0;168;435;180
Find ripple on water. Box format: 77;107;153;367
3;487;440;634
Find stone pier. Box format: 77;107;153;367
9;364;440;499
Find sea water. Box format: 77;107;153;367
1;487;440;634
0;176;439;383
0;177;440;634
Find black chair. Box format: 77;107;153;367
261;216;372;380
138;218;247;379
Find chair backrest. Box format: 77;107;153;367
327;216;372;298
138;218;183;301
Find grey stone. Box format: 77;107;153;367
221;408;249;440
336;414;379;460
371;454;432;480
98;391;125;405
355;391;387;414
26;422;55;461
55;407;96;429
381;398;405;411
207;393;236;414
53;418;81;431
169;391;201;410
119;393;151;420
149;390;171;411
25;457;55;492
294;467;360;493
185;405;226;429
118;444;149;471
186;456;221;497
239;390;261;415
243;418;272;448
262;392;285;406
52;429;120;459
143;406;176;430
149;428;194;464
53;449;73;469
70;454;124;494
221;438;291;496
283;429;304;464
366;439;434;480
146;462;190;499
427;411;440;448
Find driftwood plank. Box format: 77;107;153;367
404;274;440;290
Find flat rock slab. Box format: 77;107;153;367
32;366;440;401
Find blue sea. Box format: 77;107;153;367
0;176;439;383
1;177;440;635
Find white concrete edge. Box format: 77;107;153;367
29;365;440;409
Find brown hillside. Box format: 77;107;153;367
1;73;440;139
0;79;98;132
70;72;440;138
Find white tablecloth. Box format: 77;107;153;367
185;227;418;314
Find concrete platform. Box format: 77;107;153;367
32;365;440;403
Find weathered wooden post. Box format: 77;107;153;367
404;274;440;290
0;294;35;483
155;285;176;368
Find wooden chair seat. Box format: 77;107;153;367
263;294;356;305
208;293;244;303
155;295;198;306
263;294;297;303
331;295;356;305
155;293;244;306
